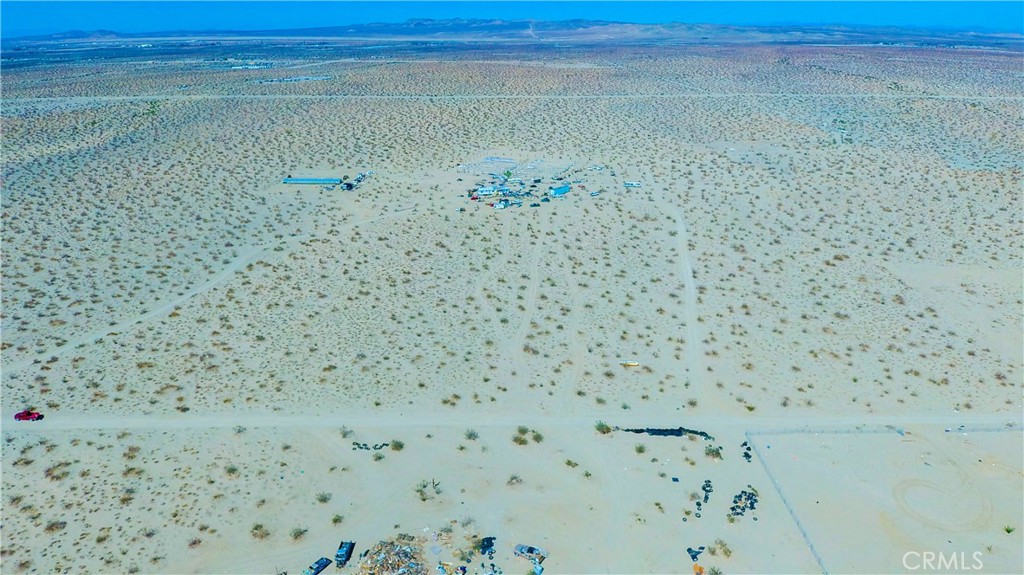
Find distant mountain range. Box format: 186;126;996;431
9;18;1023;48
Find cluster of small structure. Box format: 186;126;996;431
740;440;753;462
281;170;374;191
462;161;632;211
259;75;332;84
468;173;571;210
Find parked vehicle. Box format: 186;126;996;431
335;541;356;567
14;410;43;421
302;557;331;575
514;544;548;564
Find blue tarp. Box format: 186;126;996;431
283;178;342;185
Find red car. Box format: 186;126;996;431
14;410;43;421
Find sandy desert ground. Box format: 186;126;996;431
2;40;1022;574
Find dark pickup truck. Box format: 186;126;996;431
302;557;331;575
335;541;356;567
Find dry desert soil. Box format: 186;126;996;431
2;39;1022;575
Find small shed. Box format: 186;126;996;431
283;177;342;185
549;185;570;198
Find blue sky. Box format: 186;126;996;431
3;1;1022;38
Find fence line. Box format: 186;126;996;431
745;430;831;574
746;426;901;437
744;423;1020;574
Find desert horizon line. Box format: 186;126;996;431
7;16;1024;41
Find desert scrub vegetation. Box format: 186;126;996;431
250;524;270;539
415;479;443;501
315;492;332;503
595;421;613;435
512;425;541;445
44;461;72;481
708;538;732;558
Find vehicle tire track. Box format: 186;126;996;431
3;210;412;374
676;213;702;389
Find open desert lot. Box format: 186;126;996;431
2;38;1022;574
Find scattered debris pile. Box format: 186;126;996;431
479;537;496;560
686;546;705;562
729;485;759;519
352;442;390;451
359;537;428;575
692;479;714;518
740;440;753;462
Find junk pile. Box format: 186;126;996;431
691;479;714;518
479;537;496;560
621;427;715;442
352;442;390;451
740;440;753;462
686;546;705;562
359;538;428;575
729;485;759;519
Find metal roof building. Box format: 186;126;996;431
283;177;342;185
549;184;571;197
